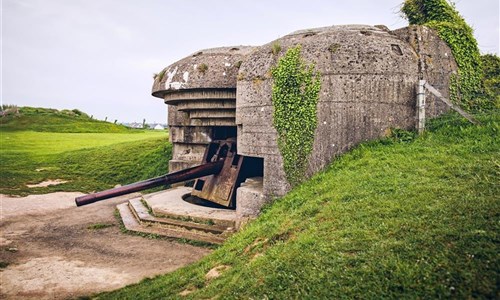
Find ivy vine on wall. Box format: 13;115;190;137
401;0;483;109
480;54;500;108
271;45;321;186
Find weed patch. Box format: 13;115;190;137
87;223;115;230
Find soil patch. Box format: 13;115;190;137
0;192;211;299
26;179;68;188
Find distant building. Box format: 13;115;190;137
153;124;165;130
123;122;144;129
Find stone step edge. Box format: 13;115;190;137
117;203;226;245
128;198;231;235
151;207;236;228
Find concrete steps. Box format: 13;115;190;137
116;187;237;245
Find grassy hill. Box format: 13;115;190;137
0;106;171;195
96;111;499;299
0;106;133;133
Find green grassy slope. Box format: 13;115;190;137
97;112;499;299
0;106;133;132
1;136;171;195
0;106;171;195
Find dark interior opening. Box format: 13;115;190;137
239;156;264;179
212;126;237;140
194;179;205;191
231;154;240;166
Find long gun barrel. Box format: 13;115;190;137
75;159;225;207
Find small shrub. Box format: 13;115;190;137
480;54;500;109
0;105;19;117
0;104;18;112
154;69;166;81
197;63;209;74
72;109;88;118
328;43;341;53
271;42;282;56
388;128;417;143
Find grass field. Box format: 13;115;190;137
0;107;171;195
0;106;133;133
96;111;499;299
2;131;166;155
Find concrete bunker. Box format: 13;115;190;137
76;24;457;244
152;25;456;221
237;24;457;198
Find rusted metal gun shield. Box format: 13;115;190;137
190;140;263;208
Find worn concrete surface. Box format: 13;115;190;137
153;48;255;173
151;46;254;96
393;25;458;117
236;177;266;219
145;187;237;227
1;192;83;219
236;24;457;198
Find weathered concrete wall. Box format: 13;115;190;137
236;177;265;220
152;47;254;172
152;47;254;96
236;25;457;198
392;25;458;117
151;24;457;213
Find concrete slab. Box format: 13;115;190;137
236;177;266;219
117;202;226;244
144;187;237;227
128;198;228;234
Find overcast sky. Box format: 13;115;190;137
2;0;499;123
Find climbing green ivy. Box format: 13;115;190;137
271;45;321;186
401;0;483;109
479;54;500;109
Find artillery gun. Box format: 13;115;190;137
75;140;262;208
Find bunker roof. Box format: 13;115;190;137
152;46;255;98
238;24;417;81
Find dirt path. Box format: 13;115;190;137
0;192;211;299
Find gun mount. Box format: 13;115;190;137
75;140;262;208
75;159;224;207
